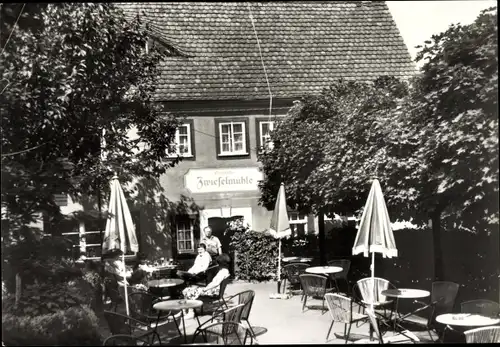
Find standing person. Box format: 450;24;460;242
201;226;222;258
176;243;212;284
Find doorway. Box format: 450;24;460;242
208;215;243;254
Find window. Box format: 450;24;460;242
289;212;307;237
215;118;250;158
177;219;194;253
258;120;275;149
168;120;195;159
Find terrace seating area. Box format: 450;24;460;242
99;257;500;345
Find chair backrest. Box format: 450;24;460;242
222;303;246;323
103;311;134;335
283;263;310;284
192;321;253;345
103;334;150;346
324;293;353;324
217;277;232;300
464;326;500;343
461;299;500;317
355;277;394;305
299;274;328;297
128;291;156;320
327;259;351;279
236;290;255;321
430;281;459;317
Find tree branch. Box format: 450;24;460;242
1;143;47;157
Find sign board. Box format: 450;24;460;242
184;167;263;193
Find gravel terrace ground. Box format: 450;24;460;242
99;280;436;345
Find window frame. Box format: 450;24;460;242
176;218;195;254
255;118;276;149
167;119;195;160
288;211;307;237
214;117;250;159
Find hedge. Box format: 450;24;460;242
2;305;102;346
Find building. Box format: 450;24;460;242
62;1;416;261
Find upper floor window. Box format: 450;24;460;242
259;121;275;149
215;118;250;158
168;120;195;159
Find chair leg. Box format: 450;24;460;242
244;318;257;338
326;319;335;341
302;295;308;312
345;322;353;344
282;278;287;295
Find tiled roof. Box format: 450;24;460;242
116;2;416;101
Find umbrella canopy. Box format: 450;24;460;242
102;175;138;316
352;179;397;259
269;184;292;239
102;176;139;255
352;179;398;312
269;183;291;294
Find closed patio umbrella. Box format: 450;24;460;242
269;183;292;294
102;175;139;316
352;179;398;312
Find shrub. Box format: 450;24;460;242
2;305;103;346
230;229;279;281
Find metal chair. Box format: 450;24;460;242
192;321;256;345
103;310;160;345
299;274;331;313
324;293;368;343
281;263;309;297
353;277;397;321
127;291;182;335
224;290;257;338
193;304;246;343
103;334;150;346
400;281;459;342
461;299;500;317
464;326;500;343
199;277;232;315
327;259;351;294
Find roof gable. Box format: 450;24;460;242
116;2;416;101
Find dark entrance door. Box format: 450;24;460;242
208;215;244;275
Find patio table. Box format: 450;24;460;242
436;313;500;343
153;299;203;344
148;278;184;300
380;288;431;343
305;266;342;275
282;256;313;264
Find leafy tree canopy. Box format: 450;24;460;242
258;76;410;218
1;3;182;231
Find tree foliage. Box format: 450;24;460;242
259;7;497;233
258;76;410;218
1;3;182;231
396;6;498;231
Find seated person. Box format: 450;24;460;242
181;253;231;319
201;226;222;258
176;243;212;284
104;256;133;284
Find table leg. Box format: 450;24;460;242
181;310;187;344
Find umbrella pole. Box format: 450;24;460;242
277;238;281;293
370;251;375;341
123;252;129;316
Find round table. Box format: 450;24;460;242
380;288;431;343
153;299;203;344
305;266;342;275
148;278;184;288
436;313;500;343
436;313;500;327
282;256;313;263
381;288;430;299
